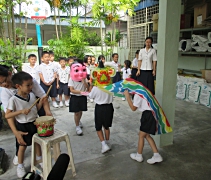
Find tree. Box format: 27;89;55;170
90;0;140;58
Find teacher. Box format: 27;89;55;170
136;37;157;95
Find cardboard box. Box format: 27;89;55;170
194;3;211;27
201;69;211;82
152;13;159;32
180;14;191;29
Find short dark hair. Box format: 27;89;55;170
49;51;54;56
98;55;105;61
144;37;153;48
12;71;32;85
135;50;140;55
28;54;37;59
58;57;66;62
0;65;9;77
112;53;118;58
124;60;131;69
42;51;49;57
70;59;85;68
84;55;90;63
66;57;74;61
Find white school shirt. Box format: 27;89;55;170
50;61;60;71
111;61;120;71
121;67;131;80
138;48;157;70
7;92;38;123
39;63;56;83
1;79;45;112
89;86;113;105
22;64;40;84
68;78;86;96
132;58;138;67
57;66;70;84
133;94;151;112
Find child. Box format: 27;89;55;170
111;53;121;83
124;90;163;164
98;55;106;64
120;60;132;101
68;61;89;135
57;57;70;107
88;60;114;153
66;57;74;66
22;54;40;84
5;72;45;178
131;50;140;80
49;51;60;70
49;51;60;102
39;51;58;108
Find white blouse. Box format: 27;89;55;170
138;48;157;70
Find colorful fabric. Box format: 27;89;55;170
103;78;172;135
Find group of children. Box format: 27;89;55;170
1;50;163;178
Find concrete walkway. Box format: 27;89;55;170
0;99;211;180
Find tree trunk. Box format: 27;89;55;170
23;17;28;62
54;8;59;40
84;5;87;29
58;8;62;38
11;1;16;47
6;2;11;42
100;20;103;54
0;16;5;41
69;2;72;21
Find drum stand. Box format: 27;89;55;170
31;129;76;180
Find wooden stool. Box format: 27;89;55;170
31;129;76;180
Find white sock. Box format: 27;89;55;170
76;126;80;128
36;155;42;161
136;152;142;157
101;141;106;146
106;140;109;144
18;164;23;168
154;153;160;157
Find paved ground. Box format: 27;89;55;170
0;98;211;180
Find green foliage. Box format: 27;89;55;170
45;16;94;60
104;30;123;46
84;31;101;46
0;37;33;71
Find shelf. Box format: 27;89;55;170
179;52;211;55
150;26;211;35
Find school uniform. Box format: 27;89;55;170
39;63;57;97
22;64;40;84
68;78;87;112
89;86;114;131
57;66;70;96
133;94;156;135
111;61;121;83
131;58;138;80
7;92;38;146
137;48;157;95
121;67;131;80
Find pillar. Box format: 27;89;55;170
154;0;181;147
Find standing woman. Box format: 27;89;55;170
136;37;157;95
131;50;140;80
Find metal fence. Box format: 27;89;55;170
129;4;159;60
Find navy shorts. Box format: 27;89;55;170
95;103;114;131
112;72;121;83
16;121;37;146
140;110;156;135
58;81;70;96
69;95;87;112
40;80;57;97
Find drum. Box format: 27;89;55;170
34;116;55;137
